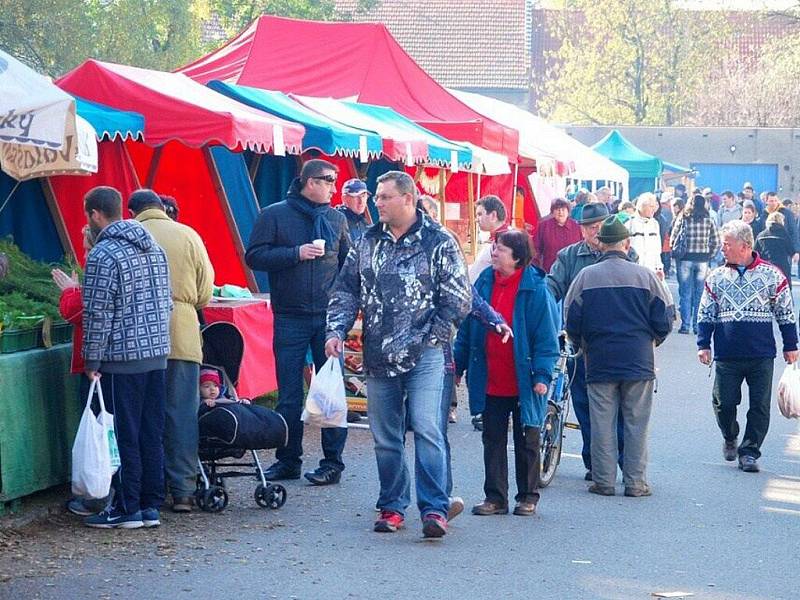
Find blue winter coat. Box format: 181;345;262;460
454;265;560;428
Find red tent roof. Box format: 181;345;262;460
57;59;304;152
178;16;518;160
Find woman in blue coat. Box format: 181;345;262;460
454;229;559;517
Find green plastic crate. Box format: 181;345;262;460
50;322;73;345
1;328;39;353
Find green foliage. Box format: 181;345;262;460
539;0;729;126
0;239;65;306
209;0;334;36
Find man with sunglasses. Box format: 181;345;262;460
246;159;351;486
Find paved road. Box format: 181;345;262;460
2;309;800;599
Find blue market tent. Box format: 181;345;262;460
208;81;383;159
592;130;663;199
0;97;144;262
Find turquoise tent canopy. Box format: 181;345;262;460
74;96;144;141
207;81;383;159
592;130;662;197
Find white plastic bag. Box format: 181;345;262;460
71;378;120;499
777;363;800;419
302;357;348;428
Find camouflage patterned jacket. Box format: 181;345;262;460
326;211;471;377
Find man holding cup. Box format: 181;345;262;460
246;159;351;486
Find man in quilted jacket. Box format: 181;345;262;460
81;186;173;530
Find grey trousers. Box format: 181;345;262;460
587;379;654;490
164;359;200;498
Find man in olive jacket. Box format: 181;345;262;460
130;189;214;512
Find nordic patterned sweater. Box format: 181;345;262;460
326;210;471;377
82;219;173;373
697;253;798;360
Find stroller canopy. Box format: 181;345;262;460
202;321;244;387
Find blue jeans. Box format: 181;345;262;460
273;314;347;471
367;346;449;519
164;360;200;498
570;357;623;471
101;370;166;515
677;260;708;330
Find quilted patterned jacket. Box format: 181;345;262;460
82;219;172;373
327;211;471;377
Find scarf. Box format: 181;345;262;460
286;191;337;247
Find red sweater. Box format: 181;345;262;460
485;267;523;396
58;287;84;374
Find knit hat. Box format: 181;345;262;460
199;368;221;386
597;215;630;244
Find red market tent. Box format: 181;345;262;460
178;16;518;160
54;60;306;289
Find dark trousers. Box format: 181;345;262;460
570;357;624;471
101;370;166;515
273;313;347;471
481;395;541;506
712;358;774;459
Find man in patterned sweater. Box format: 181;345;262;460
325;171;471;539
697;220;798;473
81;186;173;529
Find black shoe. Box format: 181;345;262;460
738;455;760;473
264;462;301;481
584;470;593;481
304;466;342;486
723;440;737;462
471;414;483;431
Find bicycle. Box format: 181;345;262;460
539;331;581;487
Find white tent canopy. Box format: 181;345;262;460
0;50;75;149
449;89;629;198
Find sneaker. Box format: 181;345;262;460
723;440;737;462
422;513;448;538
448;406;458;424
738;455;760;473
141;508;161;528
85;509;143;529
374;510;404;533
471;414;483;431
678;326;690;334
66;498;97;517
447;496;464;521
304;465;342;486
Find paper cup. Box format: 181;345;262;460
312;239;326;251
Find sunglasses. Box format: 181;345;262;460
311;174;337;183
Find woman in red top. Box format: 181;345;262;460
455;229;559;517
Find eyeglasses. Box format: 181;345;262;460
310;174;337;183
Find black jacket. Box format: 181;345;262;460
245;180;350;316
755;223;794;282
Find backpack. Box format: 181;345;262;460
672;218;688;259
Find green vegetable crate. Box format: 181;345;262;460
1;328;39;353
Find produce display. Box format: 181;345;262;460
0;239;75;352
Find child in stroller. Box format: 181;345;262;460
195;322;288;513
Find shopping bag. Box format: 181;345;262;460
302;356;348;428
778;363;800;419
71;378;119;499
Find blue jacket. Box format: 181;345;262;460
564;251;672;383
82;219;172;373
454;266;560;428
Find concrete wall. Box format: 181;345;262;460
562;126;800;195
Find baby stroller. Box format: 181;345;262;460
196;321;288;513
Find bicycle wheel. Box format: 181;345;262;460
539;403;565;487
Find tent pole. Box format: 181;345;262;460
467;171;476;259
438;169;446;228
40;178;75;262
145;147;164;188
203;147;258;292
477;172;482;200
512;163;519;228
248;154;262;182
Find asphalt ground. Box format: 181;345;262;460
2;280;800;600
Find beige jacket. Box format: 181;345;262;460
136;209;214;363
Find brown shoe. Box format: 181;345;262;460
624;485;652;497
513;501;536;516
471;500;508;515
171;496;193;513
588;484;615;496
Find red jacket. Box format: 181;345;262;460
58;287;84;374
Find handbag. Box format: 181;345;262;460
671;218;688;260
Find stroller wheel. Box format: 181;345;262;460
254;483;287;509
200;486;228;513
